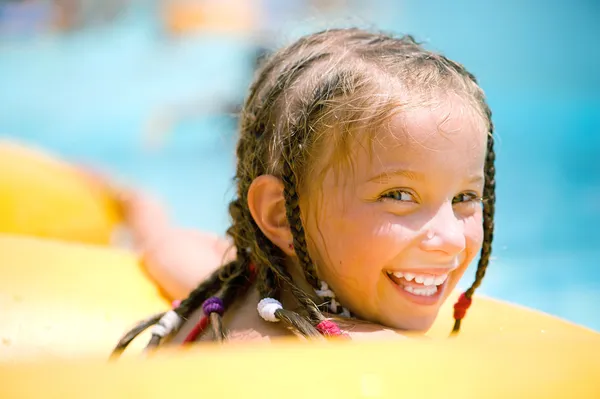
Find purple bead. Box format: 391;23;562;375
202;297;225;316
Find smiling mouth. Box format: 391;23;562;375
387;271;448;296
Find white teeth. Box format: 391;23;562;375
423;276;435;286
389;271;449;286
413;275;436;286
402;285;437;296
434;274;448;285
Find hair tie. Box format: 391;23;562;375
151;310;182;338
316;320;343;337
257;298;283;322
453;292;473;320
248;262;257;275
202;297;225;316
183;315;210;344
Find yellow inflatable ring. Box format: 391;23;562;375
0;234;598;398
0;141;122;245
0;234;170;360
1;336;599;398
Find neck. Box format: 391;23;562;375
279;257;321;311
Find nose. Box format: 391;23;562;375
419;202;466;257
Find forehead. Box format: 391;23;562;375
366;99;488;175
306;96;488;194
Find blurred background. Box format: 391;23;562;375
0;0;598;331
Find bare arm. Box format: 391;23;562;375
120;191;235;300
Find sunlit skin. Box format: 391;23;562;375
302;99;487;331
115;98;487;338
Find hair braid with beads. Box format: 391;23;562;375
112;28;496;353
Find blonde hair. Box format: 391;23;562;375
113;28;495;353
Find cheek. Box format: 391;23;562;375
308;207;372;276
462;211;484;264
309;213;420;312
444;213;484;298
467;211;484;246
306;202;393;283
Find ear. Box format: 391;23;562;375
247;175;295;257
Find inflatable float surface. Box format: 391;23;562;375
1;335;599;398
0;141;121;245
1;233;598;360
0;234;599;398
0;234;170;360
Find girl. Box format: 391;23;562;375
114;27;495;353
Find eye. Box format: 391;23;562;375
452;192;482;205
379;189;416;203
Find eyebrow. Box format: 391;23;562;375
467;175;485;184
367;169;424;183
368;169;484;184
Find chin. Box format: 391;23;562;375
383;310;440;333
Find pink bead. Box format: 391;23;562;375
316;320;342;336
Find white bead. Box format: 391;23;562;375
257;298;283;322
315;288;335;298
151;324;168;338
150;310;182;338
316;280;352;318
315;280;336;298
329;298;339;313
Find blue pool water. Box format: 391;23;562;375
1;2;599;331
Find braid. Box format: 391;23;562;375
246;30;496;336
238;53;335;335
246;53;331;149
174;262;230;319
160;198;257;346
281;158;343;322
252;229;324;337
228;121;325;339
113;29;501;353
256;262;280;299
208;312;225;342
255;262;322;338
279;71;361;317
113;195;259;354
110;262;227;357
141;259;245;351
452;111;496;333
409;52;497;334
109;311;165;359
209;259;252;342
467;115;495;298
280;71;354;289
243;32;329;112
202;198;257;343
281;161;320;289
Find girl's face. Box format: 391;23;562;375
304;100;487;331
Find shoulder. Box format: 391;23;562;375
169;290;294;345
